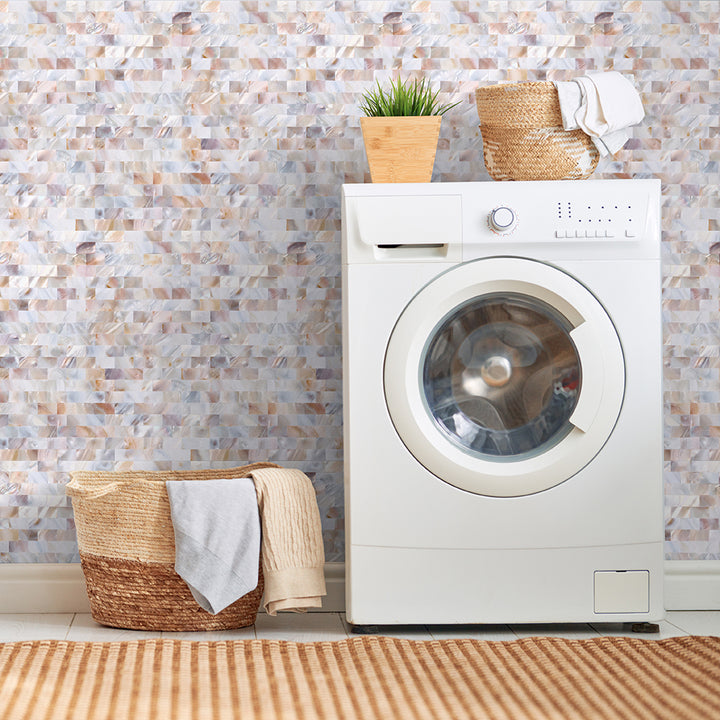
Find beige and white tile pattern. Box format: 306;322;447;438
0;2;717;562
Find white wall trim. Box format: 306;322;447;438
322;561;346;613
2;561;718;614
0;562;345;614
664;560;720;610
0;563;91;614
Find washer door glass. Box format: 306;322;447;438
422;293;580;461
383;257;625;497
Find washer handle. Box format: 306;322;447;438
569;321;603;433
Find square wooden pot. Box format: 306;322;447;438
360;115;442;183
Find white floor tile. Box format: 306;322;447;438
255;612;349;642
4;612;718;644
66;614;162;642
664;611;720;637
162;625;256;641
355;626;435;641
428;624;516;641
0;614;74;641
341;615;434;641
509;623;601;639
588;620;687;640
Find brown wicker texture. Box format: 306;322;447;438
475;81;599;181
3;636;720;719
67;463;276;631
80;553;264;632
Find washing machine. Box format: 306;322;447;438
341;179;663;626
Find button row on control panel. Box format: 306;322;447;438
556;229;614;238
555;229;637;239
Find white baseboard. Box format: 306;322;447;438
0;563;91;613
322;562;346;613
0;562;346;614
663;560;720;610
1;561;718;614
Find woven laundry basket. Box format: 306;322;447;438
475;81;599;181
66;463;276;631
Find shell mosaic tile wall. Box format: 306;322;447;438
0;1;717;562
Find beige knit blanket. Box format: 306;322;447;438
251;467;326;615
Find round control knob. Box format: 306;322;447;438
489;206;517;234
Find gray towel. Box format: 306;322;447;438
166;478;260;615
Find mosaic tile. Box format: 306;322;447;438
0;1;717;562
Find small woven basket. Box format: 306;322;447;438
475;81;599;181
66;463;276;631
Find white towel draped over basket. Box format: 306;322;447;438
554;71;645;156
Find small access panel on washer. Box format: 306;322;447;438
341;179;663;626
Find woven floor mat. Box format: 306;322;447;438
1;635;719;719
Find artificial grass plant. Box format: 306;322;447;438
359;77;460;117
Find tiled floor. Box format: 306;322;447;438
0;611;718;643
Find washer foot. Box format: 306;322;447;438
349;624;380;635
631;622;660;634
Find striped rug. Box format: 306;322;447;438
1;635;719;719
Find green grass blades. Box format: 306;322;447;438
360;77;460;117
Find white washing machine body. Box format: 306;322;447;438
342;179;664;625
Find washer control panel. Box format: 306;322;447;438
553;200;641;239
479;191;648;243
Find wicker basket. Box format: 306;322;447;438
475;81;599;181
66;463;277;631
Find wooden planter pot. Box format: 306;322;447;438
360;116;442;183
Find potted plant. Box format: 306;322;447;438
359;77;459;183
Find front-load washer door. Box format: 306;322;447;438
384;257;625;497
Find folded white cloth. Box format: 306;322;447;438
554;71;644;156
167;477;260;615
